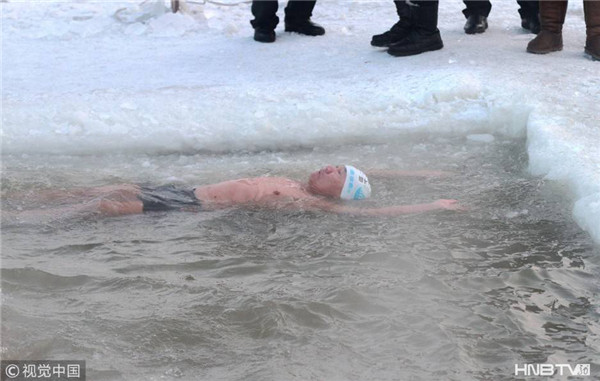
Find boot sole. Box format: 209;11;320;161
254;37;275;43
371;41;400;48
526;46;563;54
388;42;444;57
464;27;487;35
284;28;325;36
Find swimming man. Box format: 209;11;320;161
8;165;463;219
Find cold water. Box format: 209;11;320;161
1;136;599;380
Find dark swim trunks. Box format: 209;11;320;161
137;185;202;212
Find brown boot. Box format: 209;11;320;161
527;0;568;54
584;0;600;60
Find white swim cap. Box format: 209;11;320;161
340;165;371;200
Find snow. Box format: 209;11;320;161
1;0;599;242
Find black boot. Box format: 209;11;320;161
371;0;411;47
284;20;325;36
254;28;276;43
387;31;443;56
464;15;488;34
387;1;443;57
371;21;411;47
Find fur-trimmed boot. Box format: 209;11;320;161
527;0;567;54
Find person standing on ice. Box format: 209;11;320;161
371;0;443;57
461;0;540;35
250;0;325;43
527;0;599;60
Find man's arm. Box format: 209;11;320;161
366;169;451;178
310;199;464;216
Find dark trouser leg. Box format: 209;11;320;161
517;0;539;19
462;0;492;18
395;0;410;20
410;0;440;35
251;0;279;30
284;0;316;24
584;0;600;59
283;0;324;36
518;0;540;33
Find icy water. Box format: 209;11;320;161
1;136;599;381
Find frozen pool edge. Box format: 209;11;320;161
527;105;600;244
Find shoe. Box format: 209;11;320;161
371;21;411;47
387;31;444;57
521;16;541;34
254;28;276;43
464;15;488;34
527;30;563;54
284;20;325;36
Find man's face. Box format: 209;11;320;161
308;165;346;197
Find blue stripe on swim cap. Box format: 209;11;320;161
354;187;366;200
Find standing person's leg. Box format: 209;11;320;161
518;0;541;33
371;0;412;47
284;0;325;36
463;0;491;34
251;0;279;42
387;0;443;57
527;0;568;54
584;0;600;60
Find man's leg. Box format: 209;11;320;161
463;0;491;34
3;184;146;225
518;0;541;33
251;0;279;42
6;198;144;223
462;0;492;18
4;184;141;204
371;1;412;47
584;0;600;60
284;0;325;36
387;0;443;57
97;199;144;216
527;0;568;54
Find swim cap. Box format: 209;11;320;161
340;165;371;200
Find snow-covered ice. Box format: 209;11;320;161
2;0;599;242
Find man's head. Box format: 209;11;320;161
308;165;371;200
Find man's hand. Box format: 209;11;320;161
433;199;465;211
